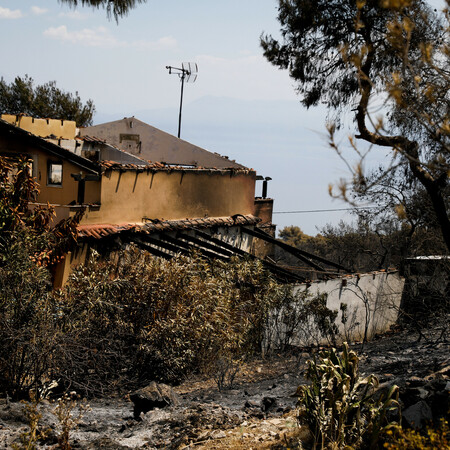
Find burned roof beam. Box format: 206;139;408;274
177;232;235;258
190;228;305;282
242;227;326;272
161;233;230;261
243;227;352;273
129;237;174;259
189;229;249;257
134;233;189;256
259;258;306;283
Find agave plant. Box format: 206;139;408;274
296;343;400;449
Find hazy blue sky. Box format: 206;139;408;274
1;1;445;234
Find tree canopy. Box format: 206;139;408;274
262;0;449;251
0;75;95;127
59;0;147;20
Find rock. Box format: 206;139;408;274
210;430;226;439
130;382;179;419
244;400;259;409
86;437;129;449
261;396;277;412
403;401;433;429
266;418;283;426
401;387;427;409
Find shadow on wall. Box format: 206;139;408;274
263;271;405;352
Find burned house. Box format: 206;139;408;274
1;114;408;343
1;114;298;285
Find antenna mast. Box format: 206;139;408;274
166;62;198;138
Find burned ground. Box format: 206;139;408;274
0;325;448;449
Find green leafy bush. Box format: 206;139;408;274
0;157;82;399
296;343;400;449
54;248;286;392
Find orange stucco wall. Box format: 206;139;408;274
81;169;256;225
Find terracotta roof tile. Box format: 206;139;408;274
99;160;255;174
77;215;261;239
77;135;106;144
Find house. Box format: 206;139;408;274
1;114;291;286
81;117;245;169
0;115;101;223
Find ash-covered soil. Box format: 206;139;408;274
0;328;448;449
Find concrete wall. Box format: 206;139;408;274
266;271;405;349
2;114;76;139
81;168;256;225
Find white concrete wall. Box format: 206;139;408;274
265;271;405;349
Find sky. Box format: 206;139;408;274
0;0;445;235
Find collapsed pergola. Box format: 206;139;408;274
77;215;351;283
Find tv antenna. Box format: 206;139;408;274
166;62;198;138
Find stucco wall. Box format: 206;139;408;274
2;115;76;139
0;134;101;223
81;169;256;225
265;271;405;349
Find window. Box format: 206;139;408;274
47;161;63;185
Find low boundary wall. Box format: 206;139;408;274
265;271;405;349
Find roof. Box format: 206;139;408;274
99;160;255;175
76;135;107;144
0;118;100;174
77;214;261;239
77;215;307;283
81;117;247;169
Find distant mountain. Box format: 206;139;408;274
95;96;326;164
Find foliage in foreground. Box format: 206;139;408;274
383;419;449;449
0;156;82;398
54;249;290;392
0;231;297;397
297;343;400;449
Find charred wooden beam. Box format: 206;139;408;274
190;228;305;282
189;228;249;256
130;238;173;259
162;233;229;261
243;227;352;273
177;232;234;257
134;234;189;256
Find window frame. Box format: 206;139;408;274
47;160;63;187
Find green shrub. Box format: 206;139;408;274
0;230;57;399
296;343;400;449
54;249;286;392
0;156;83;399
